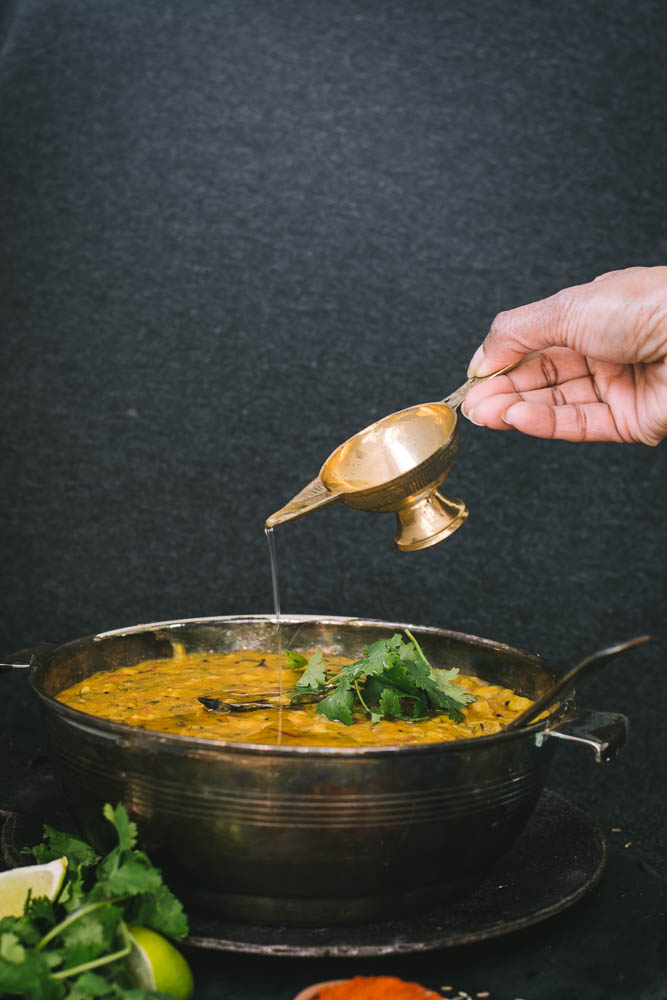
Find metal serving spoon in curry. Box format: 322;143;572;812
266;363;519;551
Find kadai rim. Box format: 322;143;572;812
20;613;575;755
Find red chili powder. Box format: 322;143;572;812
315;976;441;999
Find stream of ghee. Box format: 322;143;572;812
264;525;283;742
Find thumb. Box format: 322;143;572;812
468;290;574;377
468;267;667;377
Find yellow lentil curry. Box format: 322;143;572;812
56;649;535;747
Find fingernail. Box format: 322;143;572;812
467;345;496;378
467;345;485;378
502;403;519;426
462;406;484;427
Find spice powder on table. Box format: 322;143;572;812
312;976;442;999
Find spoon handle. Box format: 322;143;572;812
506;634;650;730
440;361;521;410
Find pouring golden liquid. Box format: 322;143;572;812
264;525;284;742
263;364;520;738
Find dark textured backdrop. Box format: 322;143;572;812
1;0;666;869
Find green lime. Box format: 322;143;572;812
0;856;68;919
126;924;194;1000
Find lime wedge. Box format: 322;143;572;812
0;856;68;919
126;924;194;1000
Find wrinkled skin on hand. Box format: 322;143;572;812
462;266;667;445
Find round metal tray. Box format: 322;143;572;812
2;787;605;957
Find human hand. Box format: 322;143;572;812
461;266;667;445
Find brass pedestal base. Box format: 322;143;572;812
394;492;468;551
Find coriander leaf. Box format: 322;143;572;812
30;828;99;870
102;805;138;854
399;652;430;683
63;971;117;999
417;669;475;713
430;667;476;705
26;897;57;927
127;886;188;940
376;660;424;697
436;666;462;684
414;674;465;718
362;675;389;705
293;649;327;694
346;634;404;682
380;685;428;721
401;630;477;720
58;865;89;912
95;807;145;888
284;649;308;671
94;857;164;899
403;628;432;668
0;948;63;1000
426;681;471;721
0;913;44;949
64;971;164;1000
1;931;26;963
316;684;355;725
60;904;122;967
363;675;425;721
377;688;405;720
43;952;65;971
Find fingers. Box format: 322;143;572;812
465;377;603;428
464;378;615;430
467;266;667;378
498;401;625;442
465;347;593;408
462;347;621;420
461;347;627;441
464;380;611;433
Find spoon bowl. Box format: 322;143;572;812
266;363;518;550
266;402;465;551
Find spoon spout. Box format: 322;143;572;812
266;477;341;529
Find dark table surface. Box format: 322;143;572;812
2;666;666;1000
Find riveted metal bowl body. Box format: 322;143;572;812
28;616;583;925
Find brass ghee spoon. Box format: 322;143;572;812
266;362;518;551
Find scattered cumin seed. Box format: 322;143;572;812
611;826;622;832
477;993;491;998
624;841;632;848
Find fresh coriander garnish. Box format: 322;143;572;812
0;803;189;999
290;631;476;726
